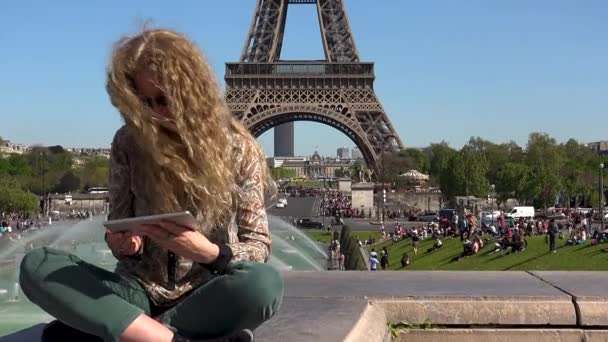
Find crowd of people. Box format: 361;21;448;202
319;190;354;218
366;208;608;270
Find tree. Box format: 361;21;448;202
55;171;81;193
381;152;417;183
270;167;296;180
334;167;347;178
428;142;457;179
496;162;531;204
439;144;489;198
77;156;109;190
399;148;430;174
525;133;562;210
339;225;366;270
0;176;39;214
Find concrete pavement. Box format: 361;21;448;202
5;271;608;342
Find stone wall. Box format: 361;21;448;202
49;198;108;213
338;179;352;193
351;182;374;213
387;192;443;211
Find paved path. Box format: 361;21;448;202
266;196;318;219
6;271;608;342
266;195;430;232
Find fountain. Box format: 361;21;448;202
0;215;328;336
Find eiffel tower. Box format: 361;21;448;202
225;0;403;171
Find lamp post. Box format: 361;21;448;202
600;163;605;232
380;134;397;229
39;151;47;217
491;184;496;227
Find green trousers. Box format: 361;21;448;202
19;247;284;342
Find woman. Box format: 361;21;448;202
19;29;283;342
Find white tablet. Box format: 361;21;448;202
102;211;197;233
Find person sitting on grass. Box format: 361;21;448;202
400;253;410;268
427;236;443;253
460;239;474;258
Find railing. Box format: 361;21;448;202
225;62;374;77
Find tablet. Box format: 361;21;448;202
102;211;197;233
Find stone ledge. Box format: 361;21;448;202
377;298;576;326
282;271;576;326
256;297;388;342
5;271;608;342
393;329;585;342
532;272;608;327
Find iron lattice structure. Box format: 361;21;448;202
225;0;403;170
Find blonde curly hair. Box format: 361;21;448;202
106;29;272;229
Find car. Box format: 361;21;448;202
417;212;439;222
439;209;456;221
275;202;286;208
593;212;608;221
278;198;288;206
297;218;324;229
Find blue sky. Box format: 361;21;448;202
1;0;606;157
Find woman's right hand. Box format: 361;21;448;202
105;230;143;259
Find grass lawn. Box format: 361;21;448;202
306;230;381;245
372;235;608;271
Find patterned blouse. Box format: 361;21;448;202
108;125;270;307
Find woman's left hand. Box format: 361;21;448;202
138;220;220;264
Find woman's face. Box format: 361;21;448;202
133;70;171;120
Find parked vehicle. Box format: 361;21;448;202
418;212;439;222
276;202;286;208
297;218;324;229
480;211;501;225
506;206;535;219
593;212;608;221
278;198;288;206
439;209;456;221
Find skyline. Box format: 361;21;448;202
1;1;607;156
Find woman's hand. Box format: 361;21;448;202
137;220;220;264
105;230;143;259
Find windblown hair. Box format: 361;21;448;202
106;29;272;229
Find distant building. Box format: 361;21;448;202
351;147;363;160
274;123;294;157
588;141;608;156
67;147;111;159
267;151;354;179
337;147;350;159
0;140;31;155
266;156;307;169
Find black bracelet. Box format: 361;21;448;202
204;243;233;275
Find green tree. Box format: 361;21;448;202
55;171;81;193
399;148;430;174
334;167;347;178
339;225;366;270
270;167;296;180
77;156;110;190
381;152;417;184
428;142;457;179
0;176;39;214
496;162;531;204
439;144;489;198
525;133;562;210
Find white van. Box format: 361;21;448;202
506;206;535;219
